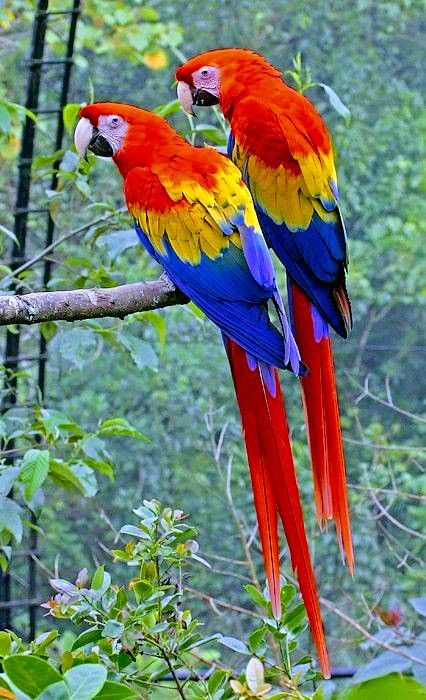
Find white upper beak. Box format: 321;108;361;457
74;117;94;158
177;81;195;116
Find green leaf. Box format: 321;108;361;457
40;322;59;343
91;566;105;590
283;603;306;631
33;630;58;653
96;229;138;261
71;629;103;651
154;100;181;117
280;584;297;607
0;467;20;496
318;83;351;122
98;418;148;442
193;123;227;146
150;622;169;634
244;584;267;609
39;409;84;439
343;673;426;700
32;150;63;171
0;631;11;657
3;655;62;698
82;457;114;481
248;627;267;652
63;103;81;135
118;334;158;371
69;463;98;497
49;460;86;495
207;669;228;695
0;496;23;543
36;681;70;700
120;525;150;539
218;636;249;654
138;311;167;351
132;580;154;601
63;665;107;700
20;449;49;500
94;681;137;699
102;621;124;639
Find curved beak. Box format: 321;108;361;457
74;117;94;160
74;117;114;160
177;81;196;116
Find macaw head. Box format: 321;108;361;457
74;102;177;175
176;48;281;116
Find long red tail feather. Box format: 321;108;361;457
226;340;281;619
226;339;330;678
291;282;354;573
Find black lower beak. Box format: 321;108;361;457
88;127;114;157
193;88;219;107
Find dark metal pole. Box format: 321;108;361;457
38;0;81;395
1;0;81;638
31;0;81;640
0;0;49;633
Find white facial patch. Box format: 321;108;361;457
97;114;129;154
193;65;220;96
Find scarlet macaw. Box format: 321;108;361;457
176;49;354;572
74;102;330;676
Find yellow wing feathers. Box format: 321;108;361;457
129;158;261;264
231;139;338;231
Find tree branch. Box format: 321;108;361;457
0;279;188;326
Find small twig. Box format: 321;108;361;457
344;436;425;453
349;483;426;501
376;520;425;567
202;552;248;566
321;597;426;666
1;208;126;285
355;374;425;423
212;568;252;583
186;586;261;619
30;553;54;578
371;492;426;539
159;647;187;699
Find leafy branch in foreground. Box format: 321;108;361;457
0;502;424;699
0;407;148;569
0;502;317;699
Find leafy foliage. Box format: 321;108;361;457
0;504;423;698
0;405;147;567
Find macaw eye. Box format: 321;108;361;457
200;67;210;77
108;115;121;128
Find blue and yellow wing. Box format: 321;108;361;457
125;158;301;373
228;100;351;337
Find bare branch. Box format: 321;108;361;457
321;596;426;666
371;491;426;539
0;278;188;327
355;374;425;423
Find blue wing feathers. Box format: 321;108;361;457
238;223;275;290
259;210;347;337
135;226;296;371
226;131;350;338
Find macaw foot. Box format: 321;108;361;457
160;270;176;292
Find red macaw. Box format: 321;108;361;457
176;49;354;573
74;102;330;677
